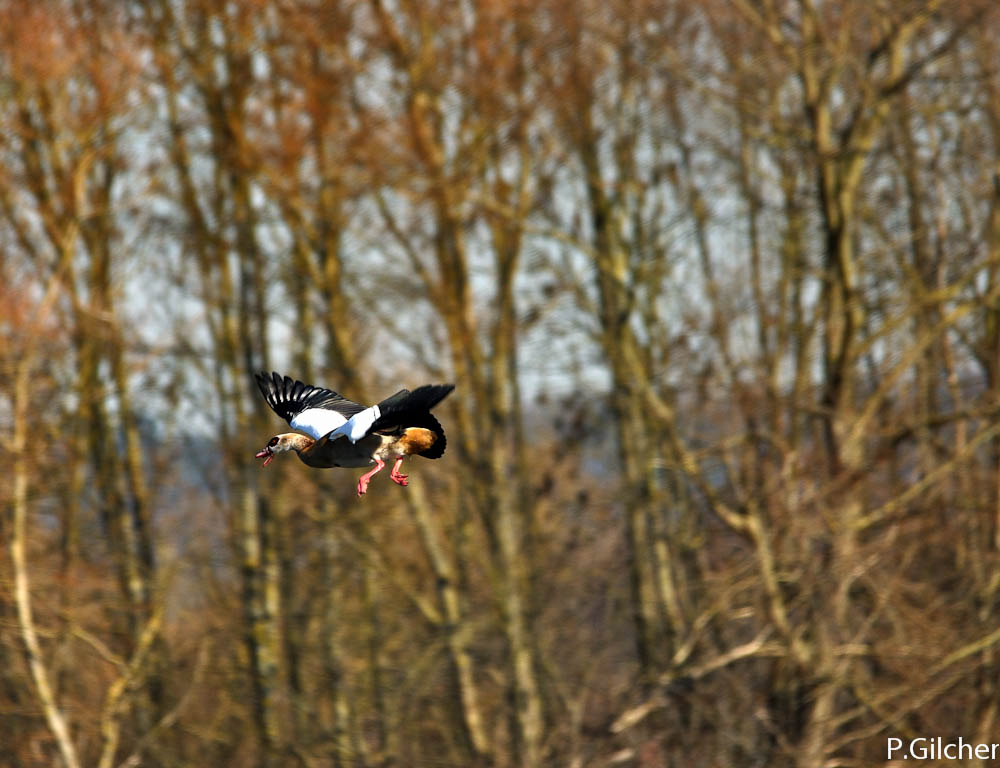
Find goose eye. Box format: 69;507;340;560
268;437;279;447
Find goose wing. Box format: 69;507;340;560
256;371;366;440
321;384;454;446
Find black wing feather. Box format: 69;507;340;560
376;388;411;411
370;384;454;459
255;371;366;425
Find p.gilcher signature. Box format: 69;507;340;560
888;737;1000;761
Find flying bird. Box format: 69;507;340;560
254;372;454;496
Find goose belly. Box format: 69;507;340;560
302;434;385;468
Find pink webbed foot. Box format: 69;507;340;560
356;458;386;497
390;458;409;487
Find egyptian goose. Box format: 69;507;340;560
254;372;454;496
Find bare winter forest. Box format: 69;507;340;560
4;0;1000;766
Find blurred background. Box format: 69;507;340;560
3;0;1000;766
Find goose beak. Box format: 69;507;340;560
255;448;274;467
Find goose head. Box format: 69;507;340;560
255;433;311;466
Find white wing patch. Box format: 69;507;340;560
325;405;381;443
290;408;349;440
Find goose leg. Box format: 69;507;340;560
390;457;408;486
357;458;385;496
